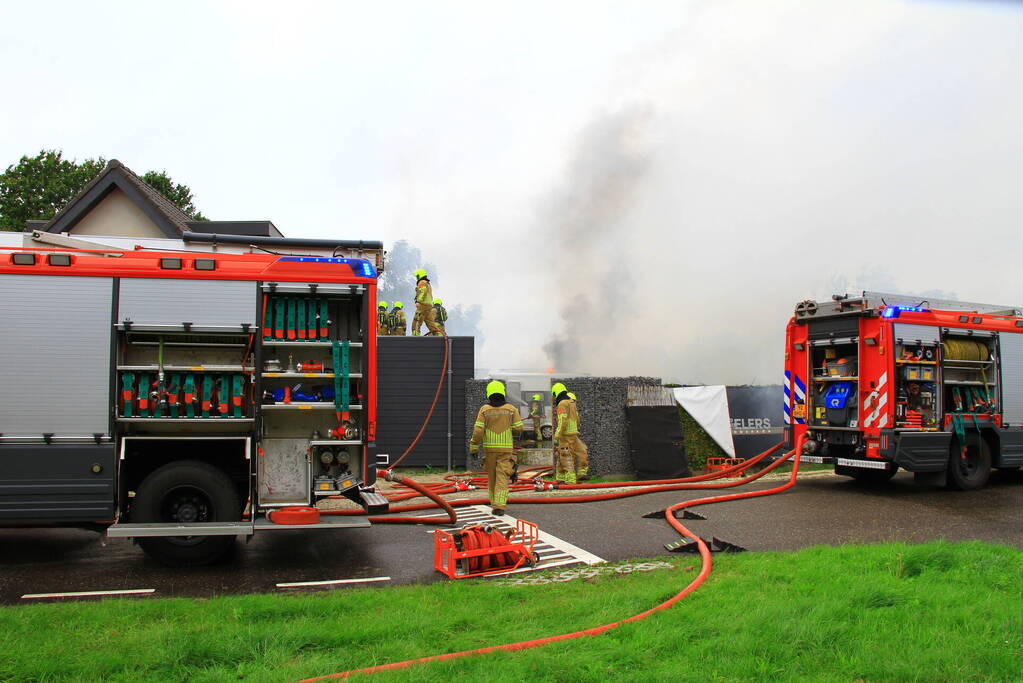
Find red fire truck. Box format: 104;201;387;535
0;238;389;565
784;292;1023;489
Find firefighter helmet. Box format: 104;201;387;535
393;301;404;309
551;382;567;397
532;393;541;401
433;298;442;305
378;300;388;309
414;268;427;279
486;380;506;398
567;392;577;400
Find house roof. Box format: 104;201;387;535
42;159;195;238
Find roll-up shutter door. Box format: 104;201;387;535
119;278;256;329
892;324;941;345
0;275;113;437
999;331;1023;425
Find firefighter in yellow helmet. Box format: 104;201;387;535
552;383;586;484
377;301;391;336
469;380;523;515
389;301;407;336
529;393;544;446
411;268;446;337
566;391;589;480
433;298;448;335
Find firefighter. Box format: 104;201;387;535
411;268;445;337
529;393;543;446
552;383;586;484
389;301;407;336
433;298;448;335
469;380;523;515
377;300;391;336
567;391;590;480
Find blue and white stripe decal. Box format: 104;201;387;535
783;371;792;425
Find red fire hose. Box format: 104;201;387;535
300;439;803;681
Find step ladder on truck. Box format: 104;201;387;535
784;291;1023;489
0;234;390;565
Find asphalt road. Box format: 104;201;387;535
2;469;1020;605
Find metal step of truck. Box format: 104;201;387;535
360;490;389;515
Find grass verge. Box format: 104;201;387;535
1;541;1020;682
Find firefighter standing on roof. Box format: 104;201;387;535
433;298;448;334
389;301;407;336
552;383;588;483
412;268;445;336
529;393;543;445
377;301;391;336
469;380;522;515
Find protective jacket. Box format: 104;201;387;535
554;398;580;439
389;308;407;336
529;400;542;418
470;402;523;453
377;308;390;336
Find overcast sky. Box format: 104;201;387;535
2;1;1022;383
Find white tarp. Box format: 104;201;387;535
672;386;735;457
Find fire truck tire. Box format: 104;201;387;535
835;464;898;484
946;435;991;491
132;460;241;566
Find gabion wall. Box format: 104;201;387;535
464;376;661;475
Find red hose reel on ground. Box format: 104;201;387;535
434;519;539;578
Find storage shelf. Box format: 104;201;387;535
261;372;363;379
309;440;361;446
943;380;995;386
117;418;255;423
118;365;252;372
895;360;936;365
813;376;859;382
260;403;363;410
262;340;363;348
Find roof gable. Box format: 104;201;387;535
42;159;192;238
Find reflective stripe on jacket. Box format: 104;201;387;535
471;403;523;451
555;399;580;438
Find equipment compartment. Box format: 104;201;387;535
809;341;859;427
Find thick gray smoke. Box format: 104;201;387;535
541;106;651;372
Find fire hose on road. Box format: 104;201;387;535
301;437;804;680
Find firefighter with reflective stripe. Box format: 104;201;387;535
433;298;448;334
389;301;407;336
552;383;586;483
377;300;391;336
529;393;543;445
566;391;589;480
411;268;445;337
469;380;523;515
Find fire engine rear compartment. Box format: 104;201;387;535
789;293;1023;488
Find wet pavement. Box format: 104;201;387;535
2;469;1020;605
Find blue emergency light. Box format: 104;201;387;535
882;305;930;319
279;256;377;278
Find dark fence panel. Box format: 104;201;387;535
376;336;474;468
726;385;784;460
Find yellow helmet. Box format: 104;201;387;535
532;393;541;401
567;392;577;401
393;301;404;309
378;300;388;309
486;380;506;398
433;298;442;305
414;268;427;279
551;382;567;397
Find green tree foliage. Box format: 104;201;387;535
0;150;207;231
141;170;207;221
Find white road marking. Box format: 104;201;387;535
276;576;390;588
21;588;155;600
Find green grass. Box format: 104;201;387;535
1;541;1020;682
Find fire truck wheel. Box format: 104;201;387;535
946;434;992;491
133;460;241;567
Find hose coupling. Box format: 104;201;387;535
534;481;557;491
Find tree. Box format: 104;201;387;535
141;170;207;221
0;150;207;231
